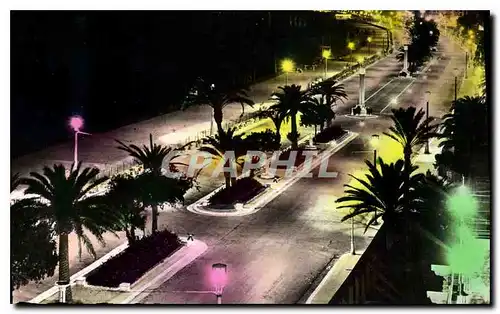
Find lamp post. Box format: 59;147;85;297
322;49;331;79
212;263;228;304
402;45;409;75
367;36;372;54
347;42;355;65
424;91;431;154
281;59;295;85
453;67;459;102
69;116;91;171
370;134;380;225
358;67;366;114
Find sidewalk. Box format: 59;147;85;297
31;238;208;304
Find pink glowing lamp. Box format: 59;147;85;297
211;263;227;304
69;115;84;132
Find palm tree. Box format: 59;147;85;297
182;77;255;136
116;133;188;234
336;158;423;233
300;96;336;135
200;127;249;189
437;96;488;182
309;80;347;127
270;84;315;149
21;163;116;302
384;106;437;197
258;106;288;146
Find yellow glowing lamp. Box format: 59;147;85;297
347;42;355;50
322;49;331;59
367;36;372;43
281;59;295;73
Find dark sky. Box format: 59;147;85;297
10;11;354;157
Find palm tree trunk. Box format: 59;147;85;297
224;172;231;190
58;233;72;302
151;204;159;234
275;124;281;146
214;107;224;136
291;112;298;150
314;124;317;135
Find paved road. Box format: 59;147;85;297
138;36;466;304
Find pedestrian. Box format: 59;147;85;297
273;176;279;183
187;233;194;241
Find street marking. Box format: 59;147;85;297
364;78;396;102
380;79;416;113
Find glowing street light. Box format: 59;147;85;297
322;49;331;79
370;134;380;225
281;59;295;85
367;36;372;54
347;42;355;64
211;263;228;304
69;115;91;171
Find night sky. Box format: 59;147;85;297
10;11;358;157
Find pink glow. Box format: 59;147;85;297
69;116;84;131
210;264;228;288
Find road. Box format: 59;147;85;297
136;37;467;304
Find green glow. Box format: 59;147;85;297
447;240;488;275
447;185;477;220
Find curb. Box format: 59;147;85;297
118;238;208;304
29;241;129;303
186;131;358;217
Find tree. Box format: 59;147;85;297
309;79;348;120
384;106;437;199
336;158;423;234
182;77;255;136
116;133;188;233
269;84;314;149
105;174;146;244
300;96;336;135
258;105;288;146
10;174;58;293
436;96;488;181
200;127;249;189
21;163;118;302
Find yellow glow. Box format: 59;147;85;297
468;29;474;36
367;36;372;43
322;49;331;59
357;56;365;64
347;42;355;50
281;59;295;73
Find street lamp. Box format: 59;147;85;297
211;263;228;304
453;67;459;102
281;59;295;85
367;36;372;54
69;115;91;171
322;49;331;79
424;91;431;154
347;41;355;65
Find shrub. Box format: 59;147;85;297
313;125;347;143
86;230;182;287
209;177;265;206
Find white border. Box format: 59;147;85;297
4;3;498;313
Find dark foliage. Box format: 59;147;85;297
313;125;347;143
209;177;265;206
85;230;182;287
